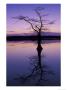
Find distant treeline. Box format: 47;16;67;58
7;35;61;41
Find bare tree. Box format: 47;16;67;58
12;7;55;49
13;7;55;85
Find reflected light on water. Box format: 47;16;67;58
7;40;60;86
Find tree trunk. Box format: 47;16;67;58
37;31;42;68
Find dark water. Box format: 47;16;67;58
7;40;61;86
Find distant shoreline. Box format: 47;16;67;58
7;36;61;41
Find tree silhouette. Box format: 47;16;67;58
13;7;55;85
14;47;55;86
12;7;55;49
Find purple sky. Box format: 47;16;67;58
7;4;61;35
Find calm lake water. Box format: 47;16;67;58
7;40;61;86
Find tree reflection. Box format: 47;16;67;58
14;40;55;86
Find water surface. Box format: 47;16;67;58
7;40;60;86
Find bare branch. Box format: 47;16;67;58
12;16;26;20
12;16;39;33
35;8;43;30
35;25;40;30
27;18;49;23
12;7;56;34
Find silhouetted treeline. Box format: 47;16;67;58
7;35;61;41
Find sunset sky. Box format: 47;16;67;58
7;4;61;35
